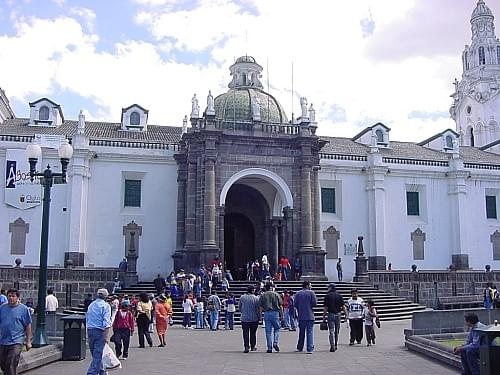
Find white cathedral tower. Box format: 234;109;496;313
451;0;500;147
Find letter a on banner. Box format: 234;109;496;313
4;149;42;209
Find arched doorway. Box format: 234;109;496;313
224;184;269;279
224;213;255;275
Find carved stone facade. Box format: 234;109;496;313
173;56;326;279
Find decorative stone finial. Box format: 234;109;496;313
78;110;85;135
14;258;22;268
191;94;200;118
206;90;215;116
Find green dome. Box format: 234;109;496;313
214;88;288;125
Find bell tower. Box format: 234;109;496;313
450;0;500;147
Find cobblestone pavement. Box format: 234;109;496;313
27;320;459;375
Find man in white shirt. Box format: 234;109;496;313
45;288;58;313
261;253;269;279
346;288;364;345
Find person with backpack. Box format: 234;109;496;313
207;291;222;330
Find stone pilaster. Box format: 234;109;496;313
366;150;387;270
272;218;280;273
65;147;92;267
185;159;197;248
217;206;225;268
203;157;217;248
300;165;313;251
448;156;470;270
283;207;294;261
312;166;322;251
175;157;187;250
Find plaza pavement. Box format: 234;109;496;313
26;320;459;375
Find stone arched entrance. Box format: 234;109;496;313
220;169;293;279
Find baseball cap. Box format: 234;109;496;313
97;288;109;298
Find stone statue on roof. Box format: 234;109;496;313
191;94;200;118
309;103;316;122
206;90;215;116
77;110;85;135
300;97;308;119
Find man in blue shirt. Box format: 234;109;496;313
0;288;32;375
86;288;112;375
453;313;486;375
294;281;317;354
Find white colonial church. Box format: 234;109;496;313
1;1;500;281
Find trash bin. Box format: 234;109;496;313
477;324;500;375
61;314;86;360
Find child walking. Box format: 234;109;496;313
364;299;378;346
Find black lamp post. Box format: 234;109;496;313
27;140;73;347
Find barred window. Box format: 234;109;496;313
124;179;141;207
486;195;497;219
406;192;420;216
321;188;336;213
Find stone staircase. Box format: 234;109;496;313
64;280;426;324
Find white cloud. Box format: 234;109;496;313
1;0;497;143
69;6;96;32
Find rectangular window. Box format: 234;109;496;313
406;191;420;216
124;179;141;207
321;188;336;213
486;195;497;219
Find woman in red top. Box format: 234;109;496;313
112;300;135;360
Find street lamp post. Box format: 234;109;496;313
27;140;73;348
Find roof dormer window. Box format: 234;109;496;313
121;104;148;131
29;98;64;127
130;111;140;126
39;106;49;121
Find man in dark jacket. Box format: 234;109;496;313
294;281;317;353
322;283;347;352
153;274;166;295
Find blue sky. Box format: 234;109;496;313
0;0;499;141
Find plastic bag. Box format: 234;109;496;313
102;343;121;371
148;322;154;333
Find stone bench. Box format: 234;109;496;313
438;295;483;310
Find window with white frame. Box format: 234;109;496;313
406;191;420;216
124;179;141;207
321;188;336;213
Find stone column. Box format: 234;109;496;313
203;157;216;248
300;165;313;251
312;166;322;251
175;162;187;250
272;219;280;273
218;206;225;268
283;207;294;260
185;159;197;248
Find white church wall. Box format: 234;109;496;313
0;148;69;267
319;164;369;281
465;178;500;270
85;155;178;280
382;173;452;271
